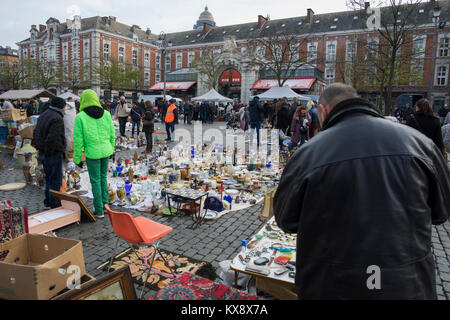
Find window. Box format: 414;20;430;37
439;37;449;57
156;71;161;82
325;65;335;84
346;40;357;61
436;65;448;86
39;47;44;60
30;47;36;59
84;41;90;58
176;53;182;69
13;62;18;69
63;64;69;81
145;52;150;67
214;49;221;57
63;44;68;61
326;41;336;61
144;72;150;86
132;49;138;66
118;47;124;63
156;54;161;69
366;37;378;60
103;43;110;60
290;44;299;61
165;55;171;70
72;42;78;59
413;36;425;58
188;52;194;66
241;47;247;55
307;42;317;63
48;45;56;61
410;61;423;86
0;61;5;68
273;44;282;60
257;46;265;57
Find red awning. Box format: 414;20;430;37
251;78;316;90
149;81;196;90
219;70;242;84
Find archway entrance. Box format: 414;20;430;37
218;68;241;100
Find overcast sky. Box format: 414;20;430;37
1;0;351;49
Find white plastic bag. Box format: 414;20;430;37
218;260;251;289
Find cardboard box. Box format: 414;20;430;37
1;109;27;122
19;125;35;140
0;234;86;300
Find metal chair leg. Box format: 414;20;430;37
155;243;175;278
139;244;157;300
108;237;120;272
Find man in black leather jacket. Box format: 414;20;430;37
274;83;450;300
33;97;67;209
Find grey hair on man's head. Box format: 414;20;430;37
319;83;359;108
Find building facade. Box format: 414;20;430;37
0;46;19;92
17;1;450;108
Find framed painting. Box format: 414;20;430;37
50;189;96;222
55;266;137;300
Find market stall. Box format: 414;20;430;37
230;216;298;300
191;89;233;103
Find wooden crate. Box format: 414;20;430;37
1;109;27;122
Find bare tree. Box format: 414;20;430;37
191;47;223;90
347;0;424;114
248;24;310;87
0;59;27;90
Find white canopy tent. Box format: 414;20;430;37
191;89;233;103
58;92;80;100
0;89;55;100
251;87;312;102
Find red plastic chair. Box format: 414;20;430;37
104;205;174;299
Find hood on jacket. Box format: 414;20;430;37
83;106;104;119
79;89;102;113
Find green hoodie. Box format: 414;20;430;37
73;89;115;164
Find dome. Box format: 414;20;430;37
199;6;214;21
193;5;216;30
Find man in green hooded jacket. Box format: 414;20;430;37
73;89;115;218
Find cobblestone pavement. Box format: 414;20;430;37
1;121;449;300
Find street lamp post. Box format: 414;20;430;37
428;3;441;102
159;32;167;101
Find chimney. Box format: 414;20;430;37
202;23;212;35
102;16;109;25
307;9;315;23
365;2;370;11
39;24;46;32
146;28;151;35
132;24;141;31
258;15;268;28
109;16;116;23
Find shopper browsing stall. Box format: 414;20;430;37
73;89;116;218
32;97;67;209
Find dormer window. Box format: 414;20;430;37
281;24;286;27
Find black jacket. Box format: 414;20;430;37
276;105;291;132
406;111;445;152
130;106;144;122
142;107;155;133
33;106;66;156
248;99;264;123
274;98;450;300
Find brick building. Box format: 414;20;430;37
0;46;19;92
16;0;450;107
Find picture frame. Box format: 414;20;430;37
50;189;97;222
55;266;137;300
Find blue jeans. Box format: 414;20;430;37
250;121;261;146
165;122;175;140
132;120;140;137
39;153;63;208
